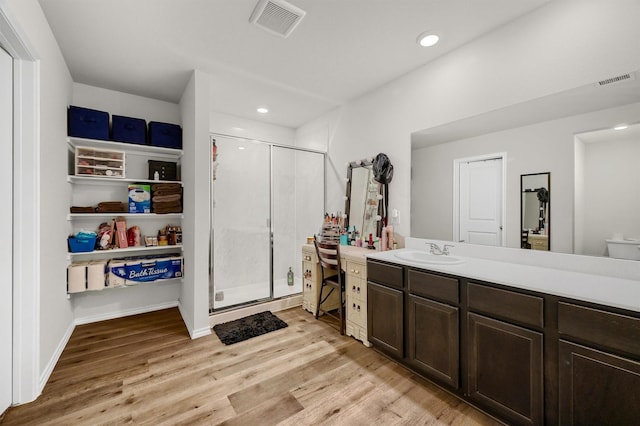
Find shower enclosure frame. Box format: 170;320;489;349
209;133;326;313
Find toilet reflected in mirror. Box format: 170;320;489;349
521;172;550;250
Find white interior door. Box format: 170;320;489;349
0;45;13;413
458;157;503;246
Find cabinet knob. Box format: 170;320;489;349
352;285;356;291
357;305;361;312
357;287;360;293
354;269;359;274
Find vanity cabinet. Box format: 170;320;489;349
367;260;404;359
467;282;545;426
407;270;460;389
557;302;640;425
345;258;370;347
301;245;320;314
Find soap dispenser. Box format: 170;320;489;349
287;267;294;286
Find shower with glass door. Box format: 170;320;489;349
209;134;325;312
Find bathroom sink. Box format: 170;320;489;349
394;250;465;265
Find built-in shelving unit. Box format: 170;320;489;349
67;136;184;294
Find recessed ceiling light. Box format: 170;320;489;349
417;32;439;47
614;125;628;130
257;107;269;114
238;146;246;150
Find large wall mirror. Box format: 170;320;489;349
521;173;550;251
344;161;382;240
410;68;640;259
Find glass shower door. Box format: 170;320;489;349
272;147;325;299
212;136;271;309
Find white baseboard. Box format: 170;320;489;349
38;320;75;396
73;301;179;326
209;295;302;327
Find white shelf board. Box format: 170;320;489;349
68;213;183;221
68;136;182;158
66;277;183;297
67;175;182;186
67;244;183;260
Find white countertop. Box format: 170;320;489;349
367;248;640;313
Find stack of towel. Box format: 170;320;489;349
151;183;182;214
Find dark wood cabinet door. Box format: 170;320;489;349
467;313;543;426
367;281;403;359
559;340;640;426
408;295;459;388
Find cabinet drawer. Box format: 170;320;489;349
348;277;366;301
558;302;640;356
467;283;543;328
347;295;366;325
409;269;458;304
346;260;366;280
367;260;403;290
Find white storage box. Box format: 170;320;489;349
75;146;125;178
108;256;183;286
87;261;107;291
107;260;127;288
67;262;87;293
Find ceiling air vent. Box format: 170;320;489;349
249;0;306;38
596;72;635;87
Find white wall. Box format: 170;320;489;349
179;70;211;338
70;83;183;321
73;83;180;124
210;110;295;145
579;132;640;256
3;0;75;400
295;0;640;242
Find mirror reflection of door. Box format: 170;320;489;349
456;155;504;246
521;172;550;251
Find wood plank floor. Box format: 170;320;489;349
1;307;501;425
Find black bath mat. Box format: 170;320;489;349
213;311;288;345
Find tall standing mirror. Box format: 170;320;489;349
344;161;382;240
521;172;550;250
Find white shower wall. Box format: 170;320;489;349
211;135;324;311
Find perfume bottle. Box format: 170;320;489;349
287;267;294;286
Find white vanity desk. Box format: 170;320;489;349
301;244;372;346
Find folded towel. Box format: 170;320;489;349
153;202;183;214
96;201;127;213
152;193;182;203
151;183;182;192
152;189;182;197
70;206;96;213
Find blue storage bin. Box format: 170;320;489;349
149;122;182;149
68;106;110;140
112;115;147;145
68;236;97;253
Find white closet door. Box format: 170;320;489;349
0;45;13;413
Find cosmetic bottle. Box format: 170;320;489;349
287;267;294;286
381;226;388;252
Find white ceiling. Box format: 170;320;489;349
38;0;549;128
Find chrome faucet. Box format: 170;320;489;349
429;243;454;255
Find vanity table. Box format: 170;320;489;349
528;233;549;250
301;244;372;347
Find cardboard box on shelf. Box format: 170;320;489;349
128;184;151;213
